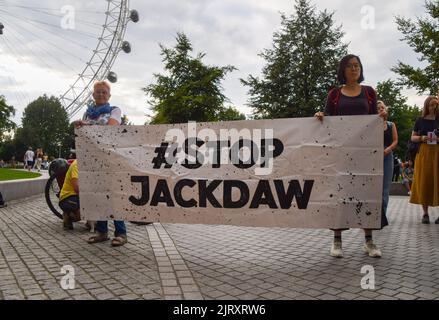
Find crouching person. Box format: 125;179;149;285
59;159;80;230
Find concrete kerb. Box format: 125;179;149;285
0;170;49;202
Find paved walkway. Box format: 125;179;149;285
0;195;438;300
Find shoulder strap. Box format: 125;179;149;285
330;87;341;115
363;86;374;113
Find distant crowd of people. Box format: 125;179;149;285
23;147;50;172
391;156;414;195
0;149;53;172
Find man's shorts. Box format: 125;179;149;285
26;161;33;167
59;195;80;212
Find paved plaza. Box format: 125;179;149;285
0;194;438;300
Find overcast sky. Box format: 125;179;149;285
0;0;430;125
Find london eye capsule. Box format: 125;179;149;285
129;10;139;23
122;41;131;53
107;71;118;83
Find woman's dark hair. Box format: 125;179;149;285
337;54;364;84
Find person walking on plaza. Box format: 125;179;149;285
392;155;402;182
34;148;43;172
42;153;49;170
409;96;439;224
402;159;414;196
315;54;388;258
377;101;398;224
23;147;34;171
74;81;128;247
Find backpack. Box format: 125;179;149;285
407;140;420;161
328;85;376;115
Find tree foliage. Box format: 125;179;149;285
14;95;71;159
121;114;132;125
392;0;439;94
241;0;348;119
0;95;16;142
217;106;246;122
376;80;421;160
143;32;241;124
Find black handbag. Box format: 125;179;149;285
407;140;420;160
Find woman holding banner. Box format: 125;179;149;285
74;81;128;247
315;54;388;258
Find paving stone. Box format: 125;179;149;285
163;286;182;295
183;292;204;300
1;196;438;301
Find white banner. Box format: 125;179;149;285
75;115;383;229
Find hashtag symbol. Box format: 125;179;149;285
152;142;172;169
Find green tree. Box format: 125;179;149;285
392;0;439;94
121;114;133;125
0;136;15;162
64;122;76;153
0;95;16;142
217;106;246;121
15;95;70;159
376;80;421;159
241;0;348;119
143;32;236;124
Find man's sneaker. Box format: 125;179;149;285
435;217;439;224
330;241;343;258
364;241;382;258
0;203;7;208
422;215;430;224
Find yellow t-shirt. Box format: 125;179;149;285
59;160;78;201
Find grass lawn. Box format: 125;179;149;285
0;168;42;181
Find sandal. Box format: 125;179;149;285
111;234;127;247
87;232;109;244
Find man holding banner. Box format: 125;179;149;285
74;81;128;247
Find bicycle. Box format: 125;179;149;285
45;158;151;225
45;158;72;220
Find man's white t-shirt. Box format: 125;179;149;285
24;150;34;162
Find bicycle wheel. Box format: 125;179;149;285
45;175;63;219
